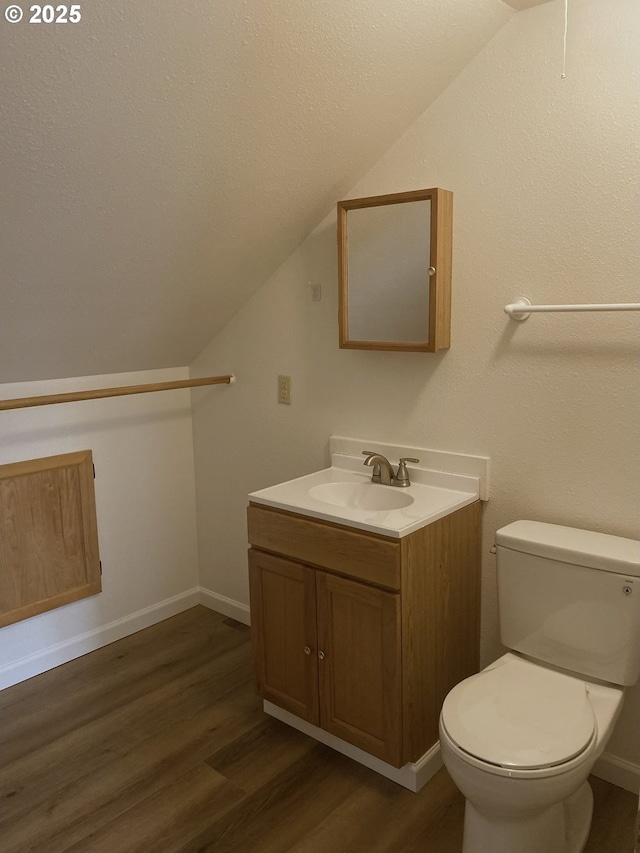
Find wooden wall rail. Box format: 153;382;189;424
0;374;235;411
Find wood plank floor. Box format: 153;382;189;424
0;606;636;852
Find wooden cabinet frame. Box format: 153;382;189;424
338;187;453;352
248;501;481;768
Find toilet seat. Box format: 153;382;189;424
441;656;596;771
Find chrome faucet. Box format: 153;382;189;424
362;451;419;487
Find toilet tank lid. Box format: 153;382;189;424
496;521;640;577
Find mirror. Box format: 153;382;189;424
337;188;452;352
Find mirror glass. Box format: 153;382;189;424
347;200;431;342
338;188;452;353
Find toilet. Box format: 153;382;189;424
439;520;640;853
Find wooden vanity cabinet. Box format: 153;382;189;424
247;500;480;769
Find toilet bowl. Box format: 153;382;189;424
439;653;624;853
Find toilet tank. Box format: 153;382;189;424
496;521;640;686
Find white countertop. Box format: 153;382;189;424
249;459;480;538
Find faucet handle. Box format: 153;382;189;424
395;457;419;488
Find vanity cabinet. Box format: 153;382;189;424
247;500;481;769
248;548;402;764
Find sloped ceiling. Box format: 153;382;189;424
0;0;513;383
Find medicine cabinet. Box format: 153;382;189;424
337;188;453;352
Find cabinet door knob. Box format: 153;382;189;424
318;650;326;660
304;646;312;655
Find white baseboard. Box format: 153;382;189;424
592;752;640;795
265;700;640;797
0;587;250;690
263;700;443;792
198;587;250;625
0;587;201;690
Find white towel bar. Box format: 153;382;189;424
504;297;640;321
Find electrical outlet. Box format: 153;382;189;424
310;282;322;302
278;374;292;404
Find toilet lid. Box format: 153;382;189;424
441;658;596;770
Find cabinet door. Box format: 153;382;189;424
316;571;402;766
248;549;319;725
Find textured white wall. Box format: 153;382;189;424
0;369;199;679
0;0;510;383
191;0;640;766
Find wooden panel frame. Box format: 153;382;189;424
337;187;453;352
0;450;101;626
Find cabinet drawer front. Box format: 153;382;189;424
248;504;400;590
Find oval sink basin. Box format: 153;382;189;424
309;481;414;512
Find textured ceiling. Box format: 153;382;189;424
0;0;512;382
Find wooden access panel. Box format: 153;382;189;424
0;450;101;627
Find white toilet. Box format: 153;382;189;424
439;520;640;853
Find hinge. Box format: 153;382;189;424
93;464;96;479
100;561;102;576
